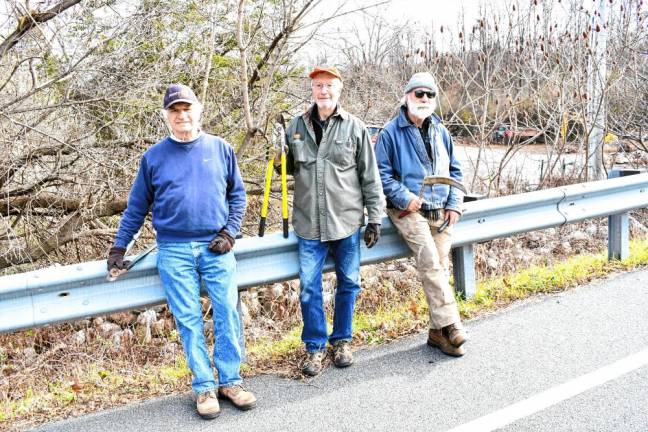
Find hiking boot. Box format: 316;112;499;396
444;322;468;347
427;329;466;357
218;385;257;410
302;351;326;376
196;390;220;419
332;341;354;368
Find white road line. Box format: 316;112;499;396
446;347;648;432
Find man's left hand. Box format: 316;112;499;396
208;230;235;254
364;223;380;248
444;209;461;226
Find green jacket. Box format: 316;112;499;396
285;104;384;241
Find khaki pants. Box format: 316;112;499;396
386;208;460;329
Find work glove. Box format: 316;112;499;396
208;230;235;254
107;246;130;271
364;223;381;248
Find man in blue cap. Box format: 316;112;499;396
375;72;468;357
107;84;255;419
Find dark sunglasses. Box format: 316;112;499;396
414;90;436;99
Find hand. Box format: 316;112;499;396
444;209;461;226
208;230;235;254
364;223;380;248
273;150;283;167
405;195;422;213
107;246;130;271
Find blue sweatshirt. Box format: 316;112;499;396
114;133;246;248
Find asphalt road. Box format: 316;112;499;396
33;269;648;432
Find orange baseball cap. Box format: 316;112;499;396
308;65;343;81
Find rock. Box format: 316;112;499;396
74;330;86;345
22;347;38;366
137;309;157;326
584;224;598;236
246;326;265;341
161;342;179;360
74;319;91;330
201;297;211;315
203;319;214;337
136;309;157;343
486;257;499;269
538;246;552;257
568;231;588;242
245;292;261;316
271;283;284;298
512;245;526;260
323;291;332;305
93;317;104;326
561;241;572;253
109;312;137;327
112;329;134;348
287;290;299;305
239;301;251;327
151;318;168;336
98;322;122;338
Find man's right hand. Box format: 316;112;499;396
107;247;130;272
405;195;423;213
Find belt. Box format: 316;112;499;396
419;208;441;220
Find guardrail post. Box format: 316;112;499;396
607;168;640;260
452;244;475;299
452;193;483;299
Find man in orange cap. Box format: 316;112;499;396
277;65;384;376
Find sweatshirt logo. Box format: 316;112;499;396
203;158;212;163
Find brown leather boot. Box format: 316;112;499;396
427;329;466;357
444;322;468;347
196;390;221;419
218;385;257;410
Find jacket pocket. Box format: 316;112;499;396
291;139;315;164
328;138;355;168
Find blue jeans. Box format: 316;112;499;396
157;242;242;394
297;230;361;352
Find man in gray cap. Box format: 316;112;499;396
374;72;468;357
107;84;255;419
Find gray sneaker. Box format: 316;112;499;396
302;351;326;376
332;340;353;368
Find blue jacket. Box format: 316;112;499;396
114;133;246;248
374;107;463;212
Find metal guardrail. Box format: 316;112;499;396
1;172;647;333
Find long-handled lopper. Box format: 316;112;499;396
106;231;158;282
259;114;289;238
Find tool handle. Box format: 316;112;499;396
106;267;127;282
398;210;410;218
258;217;267;237
282;219;289;238
437;219;450;233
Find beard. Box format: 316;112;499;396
408;99;436;121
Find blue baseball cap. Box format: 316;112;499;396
163;84;199;109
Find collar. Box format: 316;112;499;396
304;103;348;122
169;130;204;144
